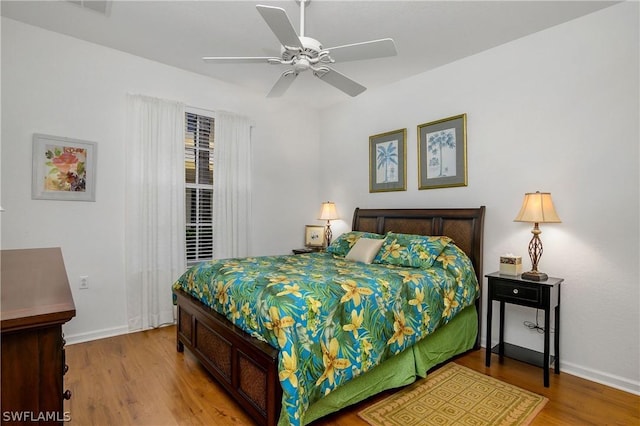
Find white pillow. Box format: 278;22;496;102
345;237;385;264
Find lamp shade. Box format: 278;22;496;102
318;202;339;221
514;191;561;223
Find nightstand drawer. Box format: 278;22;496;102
493;281;540;304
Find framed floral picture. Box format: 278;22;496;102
369;128;407;193
418;114;467;190
32;134;97;201
305;225;326;248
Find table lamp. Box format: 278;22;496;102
318;202;339;246
514;191;561;281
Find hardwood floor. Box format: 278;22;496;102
64;326;639;425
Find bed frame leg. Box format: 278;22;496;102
177;339;184;353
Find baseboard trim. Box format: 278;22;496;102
561;360;640;396
482;340;639;396
64;325;130;345
63;321;177;346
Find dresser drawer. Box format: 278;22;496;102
492;281;541;304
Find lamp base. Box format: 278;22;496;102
324;223;333;247
521;271;548;281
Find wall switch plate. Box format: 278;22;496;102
79;275;89;289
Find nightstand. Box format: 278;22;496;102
291;247;323;255
485;272;563;387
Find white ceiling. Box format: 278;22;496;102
1;0;617;109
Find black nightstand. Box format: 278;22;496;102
485;272;563;387
291;247;323;255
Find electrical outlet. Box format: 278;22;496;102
79;275;89;290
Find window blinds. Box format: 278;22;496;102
185;112;214;263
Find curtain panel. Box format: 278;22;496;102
213;111;253;259
125;94;186;331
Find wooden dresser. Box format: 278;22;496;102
1;248;76;425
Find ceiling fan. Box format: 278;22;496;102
202;0;397;98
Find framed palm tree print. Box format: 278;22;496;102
418;114;467;190
369;128;407;193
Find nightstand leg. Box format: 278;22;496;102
486;299;492;367
544;306;551;387
498;301;505;361
555;291;561;374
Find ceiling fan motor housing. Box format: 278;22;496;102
281;36;323;62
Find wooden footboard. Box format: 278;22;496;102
174;287;282;426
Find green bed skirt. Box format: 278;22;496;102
295;304;478;425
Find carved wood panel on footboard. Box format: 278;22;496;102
174;288;282;426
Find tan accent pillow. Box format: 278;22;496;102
345;237;385;264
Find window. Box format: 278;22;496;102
185;111;214;264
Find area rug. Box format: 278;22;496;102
358;363;548;426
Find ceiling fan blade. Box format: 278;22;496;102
314;67;366;97
267;71;297;97
256;5;302;49
202;56;276;64
326;38;398;63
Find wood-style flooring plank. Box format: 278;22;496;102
64;326;639;425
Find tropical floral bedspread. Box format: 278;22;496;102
173;243;478;426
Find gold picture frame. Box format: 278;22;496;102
369;128;407;193
305;225;326;248
418;114;467;190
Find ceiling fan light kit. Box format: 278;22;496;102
202;0;397;98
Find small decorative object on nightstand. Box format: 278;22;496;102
499;254;522;276
318;201;339;246
485;272;563;387
304;225;326;248
514;191;561;281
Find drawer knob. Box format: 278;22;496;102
64;364;69;375
63;390;72;400
513;288;519;294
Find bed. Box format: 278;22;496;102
173;207;485;426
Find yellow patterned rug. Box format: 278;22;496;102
358;363;548;426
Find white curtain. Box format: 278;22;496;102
125;94;186;331
213;111;253;259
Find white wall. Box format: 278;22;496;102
319;2;639;394
0;18;322;342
